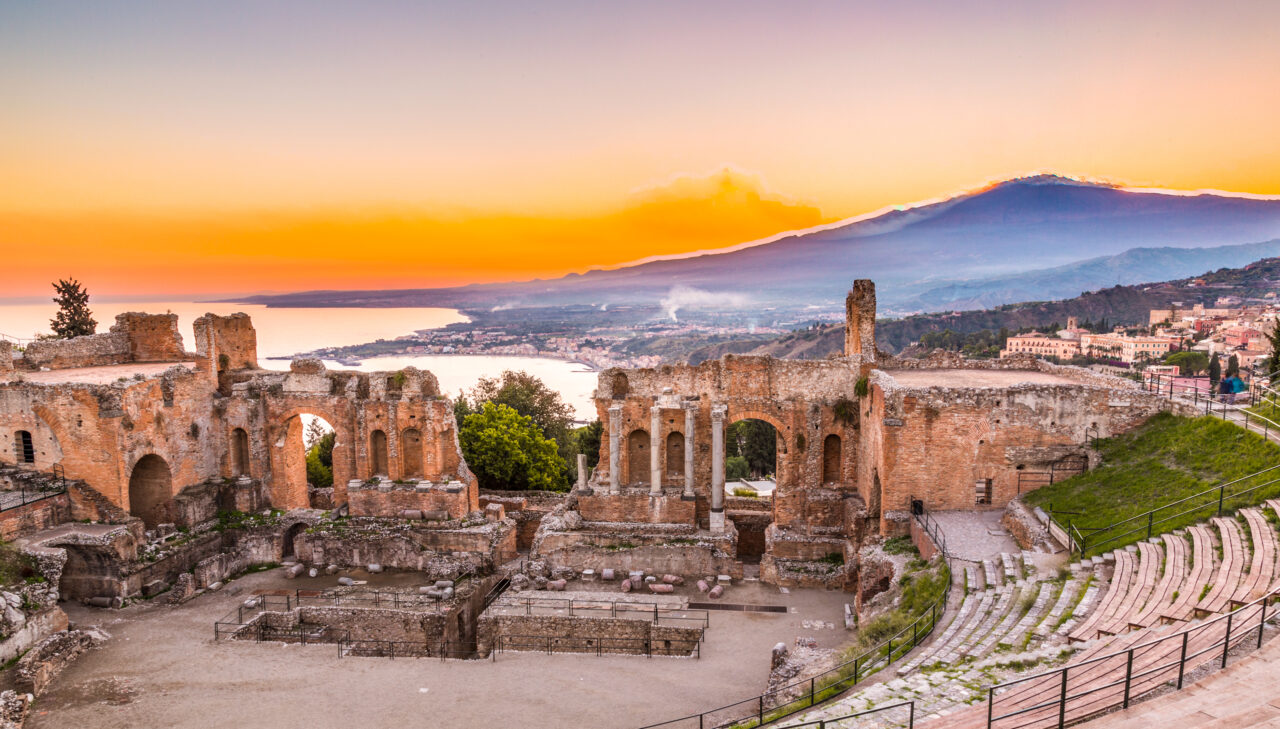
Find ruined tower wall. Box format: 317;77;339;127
19;313;186;371
193;313;258;372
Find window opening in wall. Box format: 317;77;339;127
975;478;993;505
15;431;35;464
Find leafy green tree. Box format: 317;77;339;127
305;434;334;487
1167;351;1209;376
453;391;474;429
572;420;603;471
1208;354;1222;384
459;402;567;491
50;278;96;338
725;456;750;481
1267;325;1280;381
1226;354;1240;379
460;371;577;480
727;419;777;478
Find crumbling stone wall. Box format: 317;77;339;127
18;312;185;371
477;614;702;657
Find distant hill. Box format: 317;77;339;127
234;175;1280;315
684;256;1280;361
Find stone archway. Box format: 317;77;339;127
231;428;250;477
281;522;307;560
665;431;684;480
129;454;173;529
274;409;345;512
823;434;842;484
370;430;389;476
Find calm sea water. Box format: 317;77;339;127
0;301;600;420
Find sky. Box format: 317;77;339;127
2;0;1279;298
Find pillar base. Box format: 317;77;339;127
680;493;697;501
710;510;726;533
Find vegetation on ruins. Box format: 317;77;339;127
1024;414;1280;553
306;431;336;488
459;402;567;491
569;419;602;474
49;277;96;339
0;543;42;588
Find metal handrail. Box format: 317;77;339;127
1042;462;1280;556
985;586;1280;728
775;700;916;729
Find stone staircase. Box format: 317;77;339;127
780;506;1280;728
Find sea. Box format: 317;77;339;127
0;301;600;420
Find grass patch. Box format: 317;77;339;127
1023;413;1280;556
0;543;42;588
731;487;759;498
881;536;919;556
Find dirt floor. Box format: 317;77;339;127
26;571;853;729
883;368;1076;388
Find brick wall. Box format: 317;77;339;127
577;491;697;524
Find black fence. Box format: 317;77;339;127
986;587;1279;728
1046;463;1280;557
774;701;916;729
0;464;67;513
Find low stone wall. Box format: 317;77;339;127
477;614;702;657
908;516;937;561
577;490;697;525
0;607;68;666
14;628;105;696
533;526;741;579
347;481;472;520
20;331;130;370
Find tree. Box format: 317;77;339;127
1208;354;1221;385
459;402;566;491
1226;354;1240;379
726;419;777;478
50;278;96;339
460;370;577;480
305;433;335;487
572;420;602;471
1267;324;1280;381
1167;351;1209;376
725;456;750;481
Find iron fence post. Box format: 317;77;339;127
1177;631;1188;688
758;695;764;726
986;687;994;728
1058;667;1068;729
1147;513;1153;540
1218;485;1225;517
810;677;815;707
1259;599;1268;650
909;700;915;728
1223;612;1234;668
1122;648;1133;708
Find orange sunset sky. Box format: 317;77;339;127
3;1;1280;298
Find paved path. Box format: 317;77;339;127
927;510;1019;563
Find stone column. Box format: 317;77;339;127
576;453;589;492
682;404;696;500
710;404;727;532
649;406;662;495
608;405;622;494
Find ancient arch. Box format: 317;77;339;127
128;454;172;529
274;411;343;512
665;431;684;479
230;427;250;477
822;434;842;484
611;373;629;399
725;417;778;480
370;429;389;476
281;521;307;560
402;428;424;479
626;429;649;486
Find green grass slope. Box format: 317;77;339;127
1023;413;1280;555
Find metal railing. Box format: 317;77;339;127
1045;463;1280;557
776;701;916;729
294;588;448;612
486;594;711;629
637;515;952;729
985;587;1280;728
495;633;703;658
0;466;69;513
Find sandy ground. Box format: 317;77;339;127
883;368;1075;388
14;361;196;385
27;571;853;729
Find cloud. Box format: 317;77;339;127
660;285;750;322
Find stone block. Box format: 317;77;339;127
648;583;674;594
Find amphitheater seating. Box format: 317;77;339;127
1234;508;1277;604
1160;525;1216;623
1127;534;1186;629
1069;549;1135;643
1095;541;1161;636
1196;517;1247;616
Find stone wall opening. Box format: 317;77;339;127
370;429;389;477
664;431;684;480
14;430;34;464
280;414;338;512
128;454;173;529
282;522;306;560
626;429;649;486
231;428;250;477
402;428;424;479
822;434;842;484
726;419;777;481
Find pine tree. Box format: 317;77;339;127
50;278;96;339
1208;354;1222;385
1267;324;1280;381
1226;354;1240;379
